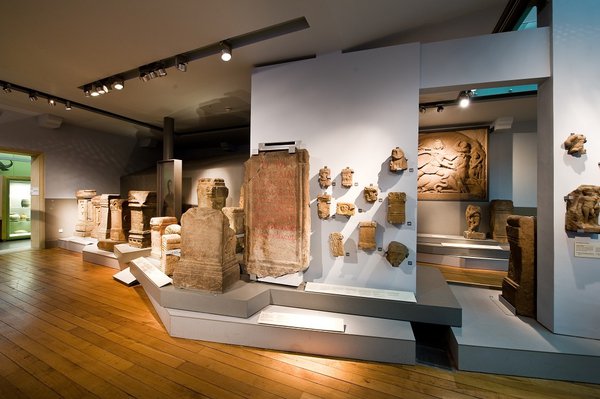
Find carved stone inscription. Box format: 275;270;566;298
464;204;486;239
363;185;378;203
341;167;354;188
318;166;332;189
387;192;406;224
336;202;356;217
75;189;96;237
317;194;331;219
244;149;310;278
389;147;408;172
490;199;514;243
358;221;377;251
563;133;587;156
329;232;344;257
90;195;102;239
565;185;600;233
385;241;409;267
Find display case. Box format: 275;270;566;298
1;177;31;240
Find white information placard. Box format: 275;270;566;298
441;242;504;250
113;267;138;286
305;282;416;303
134;257;172;287
574;241;600;259
258;311;345;332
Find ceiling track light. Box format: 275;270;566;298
111;77;124;90
437;105;444;112
2;83;11;93
458;90;473;108
48;98;56;106
65;100;72;111
175;56;188;72
220;41;232;62
29;92;38;101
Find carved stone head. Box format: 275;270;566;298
389;147;408;171
385;241;409;267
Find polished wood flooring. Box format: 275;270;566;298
0;248;598;398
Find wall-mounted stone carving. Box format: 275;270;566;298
563;133;587;156
161;224;181;275
341;167;354;188
502;215;536;317
329;232;344;257
244;149;310;278
197;178;229;210
387;192;406;224
385;241;409;267
336;202;356;217
464;204;486;239
318;166;332;189
317;194;331;219
389;147;408;172
358;221;377;251
150;216;178;259
363;184;378;203
418;129;487;200
490;199;514;243
128;191;157;248
75;189;96;237
565;185;600;233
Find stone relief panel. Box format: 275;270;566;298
329;232;344;257
464;204;486;240
389;147;408;172
341;167;354;188
565;185;600;233
387;192;406;224
363;184;378;203
317;193;331;219
336;202;356;217
385;241;409;267
417;128;487;200
318;166;332;189
563;133;587;157
490;199;514;243
358;221;377;251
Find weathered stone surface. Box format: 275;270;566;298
90;195;102;239
317;194;331;219
128;191;157;248
161;229;181;276
96;194;119;240
98;198;130;251
385;241;409;267
318;166;332;189
490;199;514;243
150;216;178;259
197;178;229;210
222;207;245;253
172;208;239;292
75;189;96;237
387;192;406;224
358;221;377;251
464;204;486;239
563;133;587;156
565;185;600;233
341;167;354;188
389;147;408;172
363;185;378;203
329;232;344;257
502;215;537;317
243;149;310;278
336;202;355;217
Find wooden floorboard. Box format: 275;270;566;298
0;248;598;399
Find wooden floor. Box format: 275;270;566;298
0;249;598;399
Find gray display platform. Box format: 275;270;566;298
57;236;97;253
450;284;600;383
82;245;119;269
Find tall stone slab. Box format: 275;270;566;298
490;199;514;243
74;189;96;237
128;191;157;248
172;208;239;292
243;149;310;278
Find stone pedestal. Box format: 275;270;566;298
97;194;120;240
98;199;130;252
75;189;96;237
150;217;178;259
197;178;229;210
128;191;157;248
490;199;514;243
502;215;537;317
173;208;239;292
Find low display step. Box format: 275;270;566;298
57;236;98;253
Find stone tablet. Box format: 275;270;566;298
490;199;514;243
565;185;600;233
363;184;378;203
464;204;486;239
387;192;406;224
341;167;354;188
329;232;344;257
318;166;332;189
75;189;96;237
243;149;310;278
128;191;157;248
358;221;377;251
317;194;331;219
197;178;229;210
336;202;356;217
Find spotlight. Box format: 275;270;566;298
2;83;11;93
458;90;472;108
95;83;106;95
220;42;232;62
157;67;167;77
65;100;72;111
48;98;56;106
437;105;444;113
139;71;151;82
111;78;124;90
29;92;38;101
176;56;187;72
101;82;110;93
83;86;92;97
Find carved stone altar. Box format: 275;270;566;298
128;191;157;248
389;147;408;172
222;207;245;254
385;241;409;267
363;185;378;203
318;166;332;189
90;195;102;239
464;204;486;239
243;149;310;278
336;202;356;217
565;185;600;233
150;216;178;259
197;178;229;210
358;221;377;251
563;133;587;156
387;192;406;224
96;194;120;240
172;207;239;292
75;189;96;237
329;232;344;257
97;197;130;252
341;167;354;188
502;215;537;317
490;199;514;243
161;224;181;275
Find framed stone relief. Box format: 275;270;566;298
417;128;488;201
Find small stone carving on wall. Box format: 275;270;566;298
363;184;378;203
565;185;600;233
336;202;356;217
317;194;331;219
563;133;587;156
464;204;486;239
197;178;229;210
318;166;332;189
385;241;409;267
341;167;354;188
389;147;408;172
329;232;344;257
490;199;514;243
387;192;406;224
358;221;377;251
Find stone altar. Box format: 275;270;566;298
387;192;406;224
385;241;409;267
341;167;354;188
90;195;102;239
98;197;130;252
150;216;178;259
161;224;181;276
565;185;600;233
563;133;587;156
490;199;514;243
336;202;356;217
222;207;245;254
358;221;377;251
172;207;239;292
389;147;408;172
464;204;486;239
317;194;331;219
74;189;96;237
243;149;310;278
128;191;157;248
329;232;344;257
363;185;378;203
197;178;229;210
96;194;120;240
318;166;332;189
502;215;537;317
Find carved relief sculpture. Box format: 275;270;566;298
341;167;354;188
329;232;345;257
563;133;587;156
128;191;157;248
389;147;408;172
150;216;178;259
464;204;486;239
172;207;239;292
90;195;102;239
74;189;96;237
161;224;181;276
108;199;129;243
385;241;409;267
363;184;378;203
222;207;245;254
197;178;229;210
318;166;332;189
336;202;356;217
565;185;600;233
387;192;406;224
490;199;514;243
418;129;487;200
358;221;377;251
243;149;310;278
502;216;537;317
317;194;331;219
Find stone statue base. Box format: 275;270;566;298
173;258;239;293
97;239;126;252
463;231;486;240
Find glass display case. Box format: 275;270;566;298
2;177;31;240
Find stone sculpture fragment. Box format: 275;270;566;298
358;221;377;251
318;166;332;189
75;189;96;237
329;232;345;257
341;167;354;188
161;224;181;276
563;133;587;156
564;185;600;233
387;192;406;224
464;204;486;239
317;193;331;219
489;199;514;243
98;197;130;251
222;207;245;254
385;241;409;267
150;216;179;259
363;184;378;203
197;178;229;210
336;202;356;217
389;147;408;172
